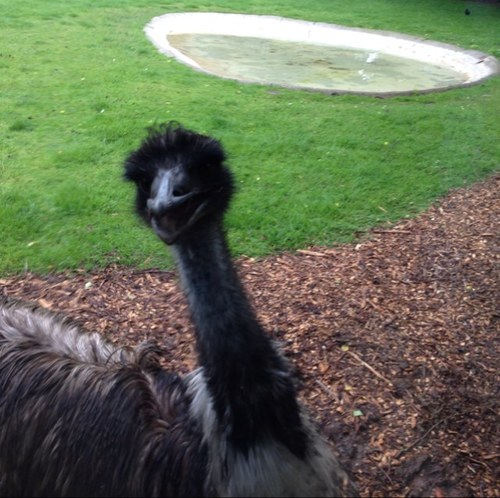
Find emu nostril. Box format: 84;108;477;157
147;197;172;217
146;198;160;216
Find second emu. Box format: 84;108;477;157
0;123;357;497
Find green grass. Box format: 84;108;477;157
1;0;499;275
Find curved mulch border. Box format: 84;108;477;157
1;174;498;497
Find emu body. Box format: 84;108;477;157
0;123;357;497
0;297;208;496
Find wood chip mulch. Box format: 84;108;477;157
1;174;498;497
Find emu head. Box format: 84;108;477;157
124;122;234;244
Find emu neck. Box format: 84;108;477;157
171;221;307;455
171;222;263;359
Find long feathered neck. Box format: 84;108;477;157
171;220;308;456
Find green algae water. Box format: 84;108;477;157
168;33;467;93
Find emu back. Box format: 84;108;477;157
0;296;208;497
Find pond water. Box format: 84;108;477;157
168;33;466;93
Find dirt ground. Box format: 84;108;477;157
1;174;498;497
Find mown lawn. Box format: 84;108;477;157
1;0;498;275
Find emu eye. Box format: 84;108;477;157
172;185;190;197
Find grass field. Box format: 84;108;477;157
1;0;499;275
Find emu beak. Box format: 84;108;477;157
146;169;209;244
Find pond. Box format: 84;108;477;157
145;13;499;96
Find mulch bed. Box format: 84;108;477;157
1;174;498;497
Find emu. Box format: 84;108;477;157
0;123;358;497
